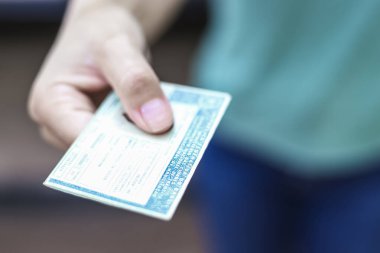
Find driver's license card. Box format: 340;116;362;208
44;82;231;220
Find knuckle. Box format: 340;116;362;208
123;68;153;96
27;93;42;123
101;39;114;59
27;84;55;125
101;35;123;59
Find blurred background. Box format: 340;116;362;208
0;0;207;252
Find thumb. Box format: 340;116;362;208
97;35;173;134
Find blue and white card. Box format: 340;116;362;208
44;82;231;220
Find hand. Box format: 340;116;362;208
28;2;173;149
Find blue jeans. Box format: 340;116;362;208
193;140;380;253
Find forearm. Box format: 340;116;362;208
66;0;184;43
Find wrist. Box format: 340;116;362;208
60;0;146;52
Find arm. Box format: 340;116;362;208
28;0;184;149
68;0;184;42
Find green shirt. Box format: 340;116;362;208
194;0;380;177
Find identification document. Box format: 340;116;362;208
44;82;230;220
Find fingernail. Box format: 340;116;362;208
140;98;173;133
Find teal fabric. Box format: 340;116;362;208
193;0;380;177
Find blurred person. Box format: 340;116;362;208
28;0;380;253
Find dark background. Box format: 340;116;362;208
0;0;208;252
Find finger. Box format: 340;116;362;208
40;127;68;150
97;35;173;134
32;84;95;145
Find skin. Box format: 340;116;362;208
28;0;184;149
